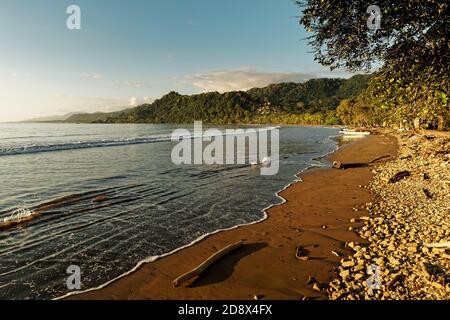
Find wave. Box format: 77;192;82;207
0;209;40;231
55;130;338;300
0;126;281;157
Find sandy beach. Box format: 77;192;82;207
68;133;398;300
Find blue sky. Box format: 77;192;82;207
0;0;353;121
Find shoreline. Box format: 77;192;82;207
67;132;398;300
58;131;340;300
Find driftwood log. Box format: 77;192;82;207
369;154;391;164
172;241;244;288
332;155;391;170
295;243;309;261
388;171;411;183
425;241;450;249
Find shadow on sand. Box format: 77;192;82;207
188;242;267;288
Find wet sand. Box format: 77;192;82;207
68;133;398;300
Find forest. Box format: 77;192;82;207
65;74;372;125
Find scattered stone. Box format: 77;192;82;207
328;132;450;300
340;270;350;279
342;260;355;268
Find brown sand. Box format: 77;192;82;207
68;133;398;300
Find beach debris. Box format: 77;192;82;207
92;195;108;203
332;161;342;169
422;188;433;199
295;243;309;261
333;155;391;171
306;276;317;286
312;282;322;292
332;251;342;257
368;155;391;164
388;170;411;183
172;241;244;288
0;208;39;231
387;273;405;291
425;241;450;249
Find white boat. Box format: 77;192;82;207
339;128;371;136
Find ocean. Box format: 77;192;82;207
0;123;339;299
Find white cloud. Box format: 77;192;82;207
124;81;145;88
128;97;138;106
180;69;318;92
9;71;33;78
114;80;147;88
81;72;103;79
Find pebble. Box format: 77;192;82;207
327;132;450;300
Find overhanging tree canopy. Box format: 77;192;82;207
297;0;450;129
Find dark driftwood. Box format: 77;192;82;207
388;171;411;183
369;154;391;164
332;155;391;170
387;274;405;291
172;241;244;288
295;243;309;261
422;188;433;199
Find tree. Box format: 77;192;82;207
297;0;450;129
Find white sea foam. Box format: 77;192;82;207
0;127;280;157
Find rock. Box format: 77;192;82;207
354;273;364;281
326;133;450;300
407;244;418;253
340;270;350;279
312;283;322;292
342;260;355;268
388;257;400;266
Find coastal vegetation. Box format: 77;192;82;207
65;75;371;125
297;0;449;130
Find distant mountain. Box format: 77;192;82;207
63;74;372;125
23;112;79;122
65;108;135;123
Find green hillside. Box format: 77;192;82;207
65;74;372;125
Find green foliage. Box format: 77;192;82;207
297;0;450;130
66;75;370;125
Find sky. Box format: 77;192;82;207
0;0;354;122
